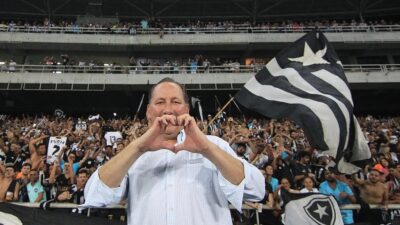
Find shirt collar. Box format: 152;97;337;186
177;129;185;144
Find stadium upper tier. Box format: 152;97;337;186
1;24;400;35
1;28;400;52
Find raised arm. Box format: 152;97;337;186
28;134;48;155
352;173;366;186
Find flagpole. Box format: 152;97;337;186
229;94;243;114
133;93;145;122
214;95;222;107
203;96;235;133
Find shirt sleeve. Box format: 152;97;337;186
82;168;128;207
319;184;328;195
37;184;44;193
210;136;265;212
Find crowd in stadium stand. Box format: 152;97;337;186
0;55;254;74
0;18;399;35
0;112;399;224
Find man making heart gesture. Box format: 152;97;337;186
84;78;265;225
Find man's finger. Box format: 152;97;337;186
173;144;184;153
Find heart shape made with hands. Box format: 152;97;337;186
143;114;210;154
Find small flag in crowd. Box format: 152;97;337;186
191;96;206;128
235;30;370;173
54;109;65;118
282;192;343;225
88;114;100;121
0;203;125;225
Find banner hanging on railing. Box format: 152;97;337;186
0;203;125;225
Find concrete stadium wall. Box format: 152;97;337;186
1;32;399;47
0;71;399;88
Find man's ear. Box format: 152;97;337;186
184;103;190;113
145;104;151;122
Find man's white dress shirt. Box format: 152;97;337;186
84;132;265;225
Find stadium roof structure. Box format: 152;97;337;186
1;0;399;22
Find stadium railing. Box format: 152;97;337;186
0;64;399;74
1;24;400;35
10;202;399;225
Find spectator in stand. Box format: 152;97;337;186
292;150;314;188
273;177;298;209
189;58;197;74
272;149;295;187
299;176;319;193
70;169;89;204
9;143;27;171
27;169;46;203
0;163;20;202
265;164;279;192
250;142;270;169
16;162;31;202
389;165;400;204
320;168;356;225
28;134;48;170
353;168;389;224
49;159;75;202
8;60;16;73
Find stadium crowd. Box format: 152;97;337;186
0;18;399;35
0;113;399;224
0;55;256;74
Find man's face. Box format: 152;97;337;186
116;143;124;153
369;170;381;183
37;144;46;155
324;171;336;182
77;173;88;186
236;145;246;156
64;163;71;173
5;167;15;178
68;153;76;162
21;165;31;175
291;131;299;139
301;155;310;164
146;82;189;138
29;171;38;183
10;144;21;154
105;147;113;155
392;167;400;179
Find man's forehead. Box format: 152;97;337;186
154;82;181;91
151;82;185;99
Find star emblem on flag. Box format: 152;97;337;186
304;196;336;225
314;204;329;220
289;42;330;66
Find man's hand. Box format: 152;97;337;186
135;114;212;155
135;114;182;153
174;114;212;154
339;192;348;199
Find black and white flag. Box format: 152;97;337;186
0;203;125;225
283;192;343;225
235;30;370;173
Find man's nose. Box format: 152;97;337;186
162;102;174;115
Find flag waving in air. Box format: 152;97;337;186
235;30;370;173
